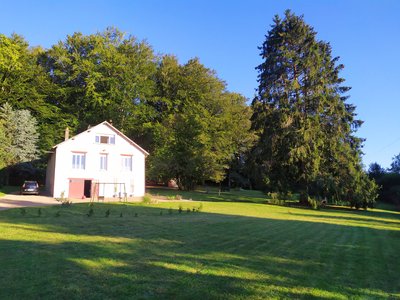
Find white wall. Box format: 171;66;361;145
51;123;146;198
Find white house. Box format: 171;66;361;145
46;121;148;199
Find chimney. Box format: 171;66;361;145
64;127;69;141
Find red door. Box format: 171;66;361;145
68;179;84;198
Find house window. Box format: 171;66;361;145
72;153;86;169
100;154;108;170
95;134;115;145
121;155;132;171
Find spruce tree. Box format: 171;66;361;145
251;10;377;207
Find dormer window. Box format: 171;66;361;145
95;134;115;145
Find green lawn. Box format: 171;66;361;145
0;199;399;299
147;186;268;203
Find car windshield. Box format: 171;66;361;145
25;182;37;188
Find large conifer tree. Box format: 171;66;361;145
251;10;377;207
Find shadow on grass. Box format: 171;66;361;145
289;211;400;228
0;204;399;299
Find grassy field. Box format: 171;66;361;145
147;186;268;203
0;197;399;299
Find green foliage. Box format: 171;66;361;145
149;57;253;190
0;29;255;191
307;197;319;210
0;118;12;170
369;161;400;205
55;191;72;206
250;10;377;207
142;193;152;204
41;28;157;138
0;103;39;164
0;34;70;154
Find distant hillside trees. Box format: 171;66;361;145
389;153;400;174
368;158;400;206
250;10;378;208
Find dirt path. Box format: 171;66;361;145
0;194;88;211
0;193;189;211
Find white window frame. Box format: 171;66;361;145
72;152;86;170
121;155;132;172
100;154;108;171
95;134;115;145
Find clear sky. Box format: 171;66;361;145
1;0;399;169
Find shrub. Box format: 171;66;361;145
178;205;183;213
61;199;72;207
175;194;182;200
307;197;319;210
55;191;72;206
142;194;152;204
267;192;279;200
198;203;203;212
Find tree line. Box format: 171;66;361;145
0;11;380;208
368;156;400;206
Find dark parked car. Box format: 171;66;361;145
20;181;39;195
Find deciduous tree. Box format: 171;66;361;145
150;57;253;190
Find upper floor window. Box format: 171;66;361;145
100;154;108;171
72;153;86;169
95;134;115;145
121;155;132;171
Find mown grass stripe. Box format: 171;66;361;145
0;201;399;299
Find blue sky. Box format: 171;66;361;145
1;0;399;168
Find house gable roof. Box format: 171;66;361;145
52;121;149;156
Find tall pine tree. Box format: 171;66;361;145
251;10;377;207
